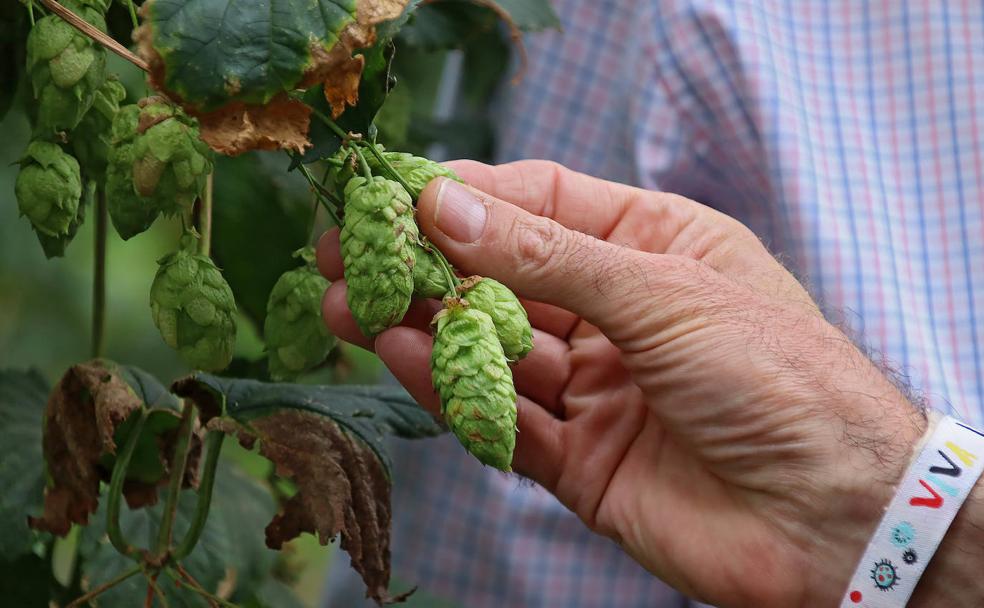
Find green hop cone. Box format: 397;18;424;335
71;75;125;178
106;98;213;239
25;2;107;134
130;97;213;217
340;176;418;337
105;104;156;239
431;300;517;471
367;150;463;199
150;249;237;372
413;246;451;299
264;248;336;380
458;276;534;362
35;179;94;259
15;140;82;240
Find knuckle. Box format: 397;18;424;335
508;215;574;276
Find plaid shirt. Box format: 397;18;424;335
325;1;984;606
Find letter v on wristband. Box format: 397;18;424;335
841;415;984;607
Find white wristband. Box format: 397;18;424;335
840;414;984;607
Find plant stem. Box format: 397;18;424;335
39;0;150;72
199;173;214;257
307;105;350;142
430;243;460;292
295;160;343;226
66;565;141;607
91;188;107;359
107;410;148;559
353;146;373;180
125;0;139;30
172;431;225;560
168;565;237;608
155;401;197;558
142;568;170;608
27;1;35;26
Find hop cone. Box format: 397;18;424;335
25;2;107;134
35;180;94;259
431;301;517;471
459;277;534;362
130;97;213;216
265;249;336;380
71;75;125;178
15;140;82;239
105;104;155;239
367;150;463;198
340;176;418;337
150;249;237;372
413;246;450;299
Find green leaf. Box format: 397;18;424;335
0;370;49;558
397;3;499;51
211;152;311;327
488;0;561;31
142;0;361;111
172;375;443;473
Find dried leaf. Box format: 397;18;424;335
28;361;199;535
195;96;312;157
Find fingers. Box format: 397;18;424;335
316;228;343;281
321;281;441;350
512;329;570;417
417;177;681;342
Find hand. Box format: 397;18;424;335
317;160;931;606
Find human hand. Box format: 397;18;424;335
317;160;942;607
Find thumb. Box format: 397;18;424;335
418;177;683;341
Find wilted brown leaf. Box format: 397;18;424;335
217;409;406;604
28;361;200;535
194;96;312;157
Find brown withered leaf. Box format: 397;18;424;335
194;96;312;157
28;361;200;535
220;410;405;604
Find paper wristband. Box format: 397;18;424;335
840;415;984;607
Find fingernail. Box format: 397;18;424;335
433;180;487;243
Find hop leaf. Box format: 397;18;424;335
431;301;517;471
264;249;336;381
25;2;107;134
459;276;534;362
106;98;213;239
412;246;450;299
340;176;417;337
150;249;237;372
367;150;463;198
15;140;82;240
71;75;126;178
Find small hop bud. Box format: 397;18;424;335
340;176;418;337
458;277;534;362
26;3;107;134
412;246;450;299
265;249;337;381
431;300;517;471
150;249;237;372
15;140;82;239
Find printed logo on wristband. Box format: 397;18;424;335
841;416;984;607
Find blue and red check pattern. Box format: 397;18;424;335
325;1;984;606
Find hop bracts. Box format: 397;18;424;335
15;140;82;240
265;250;336;381
71;76;125;178
413;245;451;299
340;176;418;337
431;301;517;471
459;276;534;362
25;2;107;134
105;104;155;239
150;249;237;372
367;151;463;199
